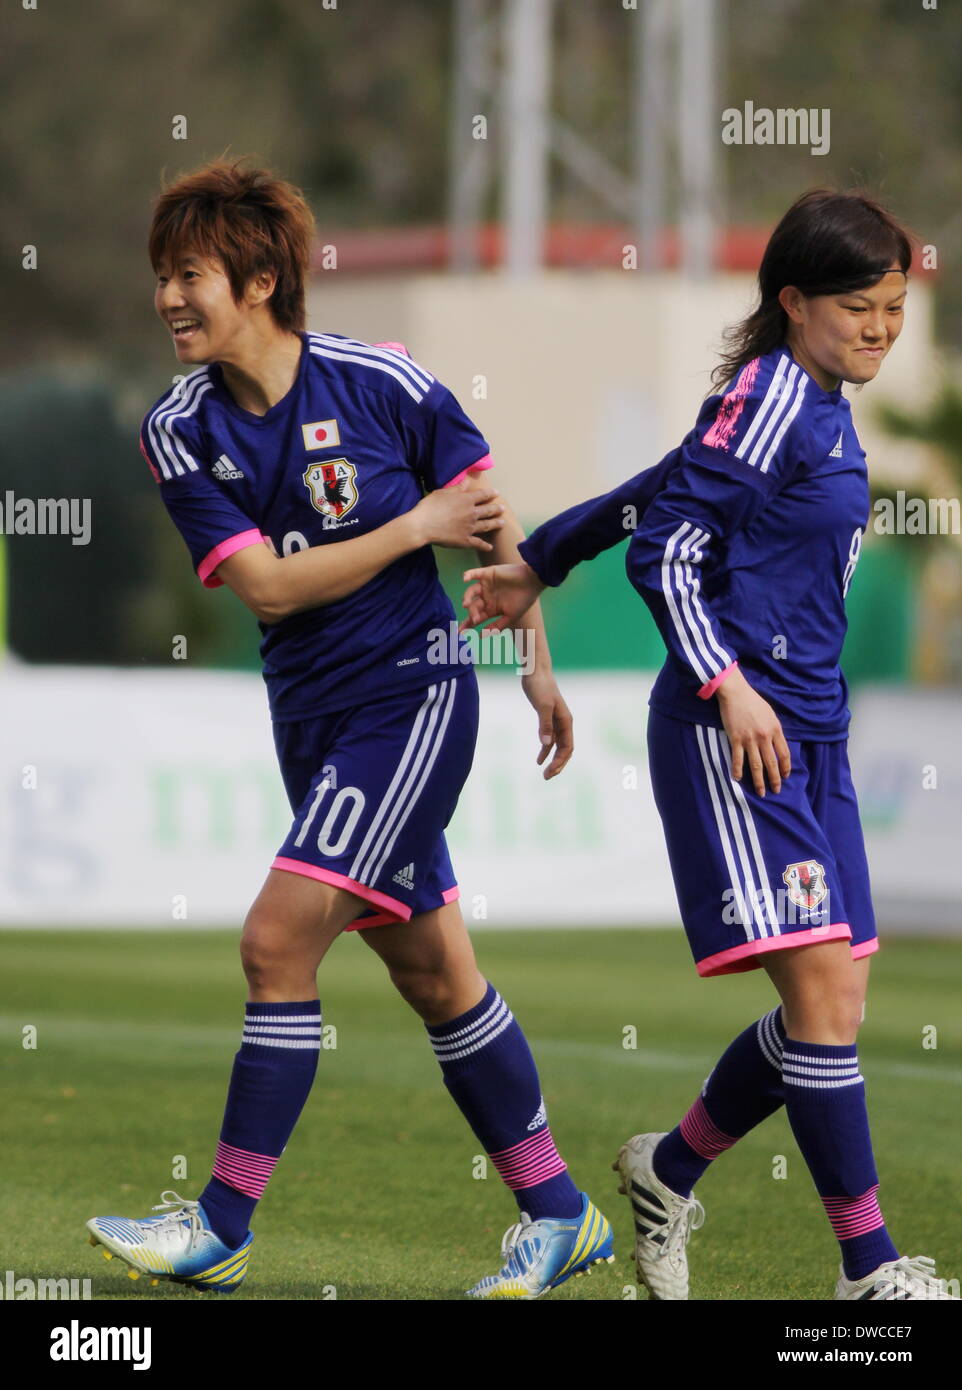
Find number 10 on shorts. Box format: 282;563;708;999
294;778;367;856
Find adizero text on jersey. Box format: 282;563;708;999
625;349;870;741
140;333;492;720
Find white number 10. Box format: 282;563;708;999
294;778;366;856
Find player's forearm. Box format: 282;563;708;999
479;503;553;676
257;513;424;621
518;446;681;586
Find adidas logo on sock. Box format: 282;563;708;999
527;1098;547;1131
829;432;843;458
391;862;415;890
212;453;245;481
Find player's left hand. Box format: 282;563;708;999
521;670;574;779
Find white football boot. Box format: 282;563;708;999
87;1190;252;1293
835;1255;959;1300
613;1132;705;1300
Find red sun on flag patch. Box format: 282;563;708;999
301;418;341;451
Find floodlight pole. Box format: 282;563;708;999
502;0;552;277
634;0;672;271
678;0;717;278
448;0;495;271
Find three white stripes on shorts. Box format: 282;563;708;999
695;723;780;941
348;680;456;886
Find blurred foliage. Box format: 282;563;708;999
871;386;962;680
2;0;961;390
871;385;962;551
876;387;962;482
2;0;960;674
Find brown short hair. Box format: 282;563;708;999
148;159;315;332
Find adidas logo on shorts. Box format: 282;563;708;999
211;453;245;481
391;862;415;891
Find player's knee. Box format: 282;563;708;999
390;964;457;1020
787;982;863;1045
239;934;273;989
239;914;294;989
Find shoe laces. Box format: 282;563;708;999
499;1211;534;1265
148;1190;205;1253
660;1196;705;1267
882;1255;943;1296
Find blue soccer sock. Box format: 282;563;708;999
654;1007;786;1198
782;1037;899;1281
199;1001;321;1249
426;981;583;1221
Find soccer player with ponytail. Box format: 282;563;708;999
462;189;957;1301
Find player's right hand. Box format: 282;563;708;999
459;562;546;633
714;667;791;796
413;482;505;550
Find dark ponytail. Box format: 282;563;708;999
712;189;915;391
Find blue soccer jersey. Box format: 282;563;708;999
140;333;492;720
625;348;869;741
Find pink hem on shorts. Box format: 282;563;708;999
343;884;461;933
270;857;411;921
696;922;853;978
850;938;880;961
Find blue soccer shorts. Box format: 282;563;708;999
270;672;478;929
647;709;878;977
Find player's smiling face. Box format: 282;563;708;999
154;250;250;363
780;270;907;392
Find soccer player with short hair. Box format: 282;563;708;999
462;189;957;1301
85;159;613;1298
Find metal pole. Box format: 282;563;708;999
448;0;492;272
678;0;717;278
502;0;552;277
634;0;672;272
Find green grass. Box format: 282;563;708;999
1;928;960;1301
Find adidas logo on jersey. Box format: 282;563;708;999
829;432;844;458
527;1098;547;1132
391;862;415;891
211;453;245;481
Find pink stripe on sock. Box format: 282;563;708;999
679;1095;738;1160
823;1185;886;1240
212;1140;279;1199
489;1128;568;1190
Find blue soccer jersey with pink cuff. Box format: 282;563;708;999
629;349;878;974
139;332;492;721
626;348;870;742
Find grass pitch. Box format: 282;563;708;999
2;927;960;1302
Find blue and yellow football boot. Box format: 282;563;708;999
467;1191;614;1298
86;1190;252;1294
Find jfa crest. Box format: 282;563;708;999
303;458;358;519
782;860;828;910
